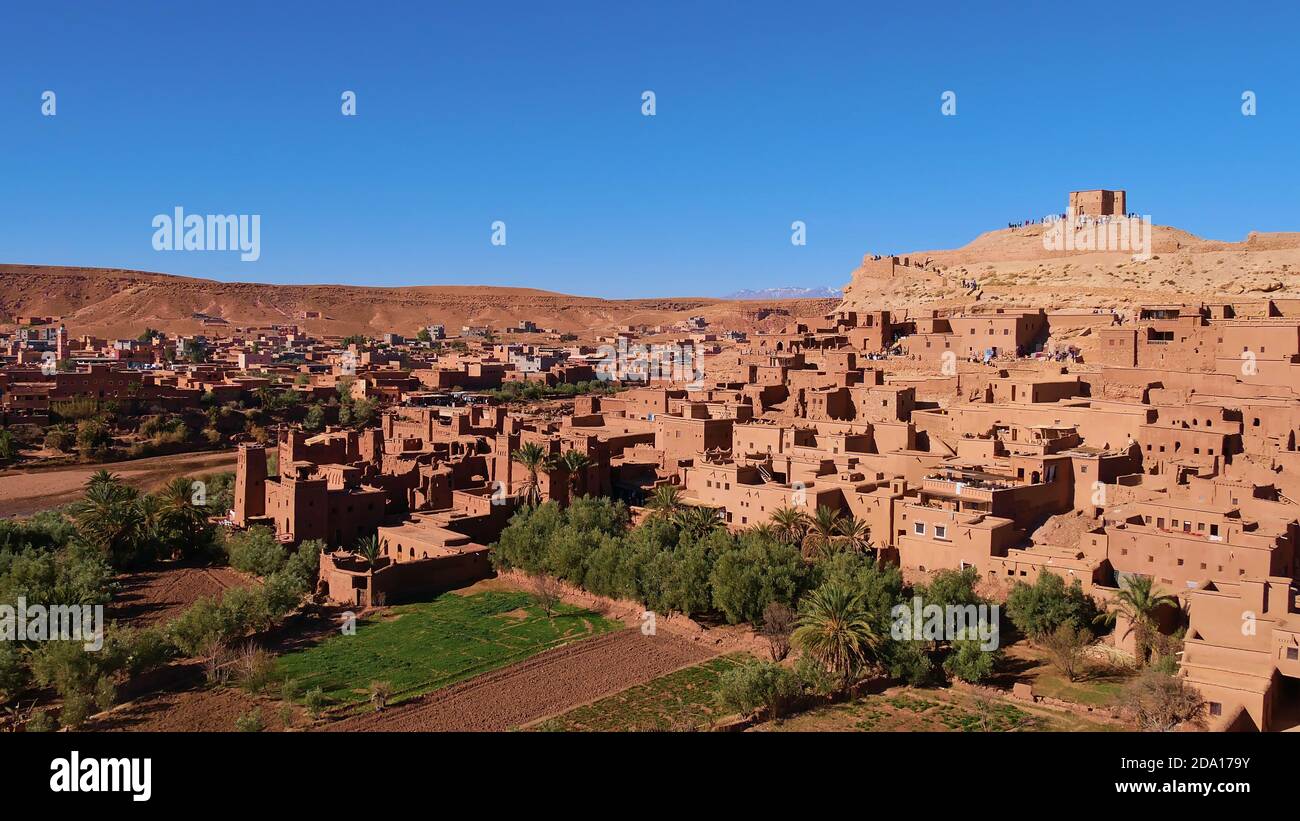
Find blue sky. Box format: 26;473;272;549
2;1;1298;298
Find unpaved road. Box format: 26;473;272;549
325;628;716;732
0;449;237;517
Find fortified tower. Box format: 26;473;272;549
1067;189;1126;220
233;443;268;525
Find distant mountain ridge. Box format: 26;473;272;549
0;264;838;338
726;286;843;300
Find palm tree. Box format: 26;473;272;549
1096;575;1178;664
835;517;872;555
557;449;591;503
354;534;381;567
747;522;780;542
511;442;549;506
672;505;724;540
769;505;809;545
646;484;685;518
157;476;209;559
0;429;17;462
792;583;879;691
85;469;121;491
135;493;165;560
802;505;843;560
70;478;144;563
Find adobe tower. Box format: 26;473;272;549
233;443;268;526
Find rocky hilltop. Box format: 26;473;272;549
838;225;1300;315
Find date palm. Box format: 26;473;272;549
557;449;591;502
792;583;879;690
769;505;809;545
135;493;166;561
802;505;843;560
511;442;549;506
672;505;724;539
354;534;381;566
647;484;685;517
835;516;872;555
1096;574;1178;664
85;469;121;491
747;522;780;542
158;476;210;559
70;478;143;564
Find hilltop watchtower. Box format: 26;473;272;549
1067;189;1126;220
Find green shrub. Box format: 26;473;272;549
75;419;113;457
884;638;937;686
0;641;28;701
1006;571;1100;640
43;427;73;452
303;686;326;718
225;526;287;576
52;397;100;422
235;708;265;732
0;429;19;461
24;710;56;733
234;644;277;694
59;692;93;729
714;660;802;720
794;653;839;699
943;638;1001;684
708;532;805;625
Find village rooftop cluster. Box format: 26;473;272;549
1;192;1298;735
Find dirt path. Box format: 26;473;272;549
324;628;716;732
0;449;237;517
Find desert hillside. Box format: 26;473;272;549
839;225;1300;315
0;265;837;338
10;223;1300;339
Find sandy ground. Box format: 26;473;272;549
323;628;716;732
109;564;254;628
0;449;236;518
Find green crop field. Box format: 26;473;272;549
535;653;752;731
276;590;620;710
753;687;1123;732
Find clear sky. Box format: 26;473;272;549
2;1;1298;298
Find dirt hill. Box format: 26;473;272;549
0;264;837;338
